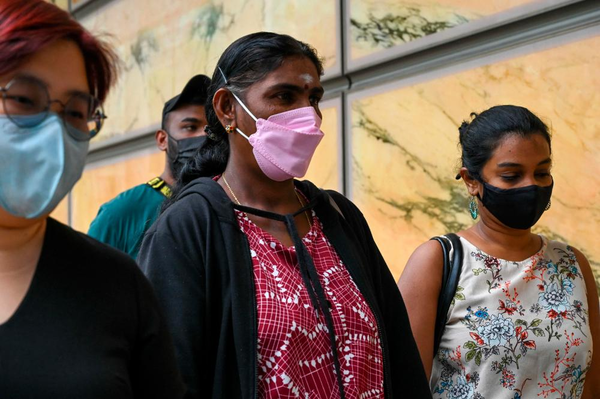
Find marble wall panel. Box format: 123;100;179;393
71;150;164;233
349;0;539;62
303;100;341;191
50;196;69;225
80;0;338;142
350;34;600;294
48;0;70;10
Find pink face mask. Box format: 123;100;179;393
232;92;324;181
219;67;324;181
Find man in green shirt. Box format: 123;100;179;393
88;75;211;258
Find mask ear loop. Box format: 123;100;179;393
218;67;257;140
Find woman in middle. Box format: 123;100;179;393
139;32;431;399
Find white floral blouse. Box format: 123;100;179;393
430;236;593;399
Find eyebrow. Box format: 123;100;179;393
66;89;92;97
267;83;324;96
11;72;48;87
497;158;552;168
11;72;90;98
179;117;202;124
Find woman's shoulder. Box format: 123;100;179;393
156;177;233;228
44;218;150;298
541;236;579;259
541;236;596;280
317;187;364;220
403;239;446;275
47;218;138;267
43;219;167;338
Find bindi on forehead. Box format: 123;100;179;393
299;73;313;84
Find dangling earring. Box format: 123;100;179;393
225;124;233;133
469;196;478;220
545;199;552;211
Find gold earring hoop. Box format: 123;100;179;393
225;124;233;133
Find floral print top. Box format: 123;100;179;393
430;236;593;399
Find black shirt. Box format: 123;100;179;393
0;218;184;398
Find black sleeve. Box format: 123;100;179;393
129;268;185;398
137;196;208;399
327;191;432;398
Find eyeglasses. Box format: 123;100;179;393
0;75;106;140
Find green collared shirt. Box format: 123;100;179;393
88;177;171;259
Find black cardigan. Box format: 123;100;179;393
138;178;431;399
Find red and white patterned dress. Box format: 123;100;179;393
235;197;384;399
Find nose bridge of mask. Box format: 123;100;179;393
268;106;322;130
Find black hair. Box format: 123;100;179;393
458;105;551;181
161;32;323;212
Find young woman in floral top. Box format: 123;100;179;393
399;105;599;399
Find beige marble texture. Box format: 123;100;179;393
80;0;338;142
350;0;538;61
350;34;600;294
303;104;340;191
48;0;69;10
50;196;69;225
71;150;164;233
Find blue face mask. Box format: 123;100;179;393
0;113;89;219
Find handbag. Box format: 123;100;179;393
430;233;463;356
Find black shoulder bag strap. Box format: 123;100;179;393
430;233;463;356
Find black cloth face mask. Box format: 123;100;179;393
167;135;207;179
478;180;553;230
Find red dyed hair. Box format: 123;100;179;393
0;0;118;103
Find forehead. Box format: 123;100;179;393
257;56;320;87
1;40;88;98
167;104;206;121
489;133;551;164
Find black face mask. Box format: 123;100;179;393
167;135;207;179
478;180;553;230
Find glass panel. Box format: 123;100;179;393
350;0;543;63
303;99;341;191
349;33;600;294
70;151;164;233
80;0;339;142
